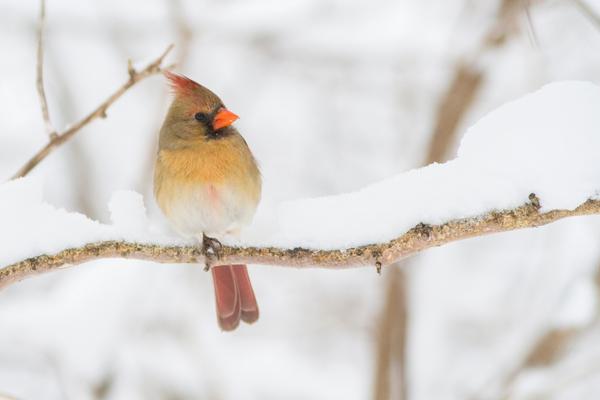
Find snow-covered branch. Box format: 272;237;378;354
2;195;599;290
2;76;600;297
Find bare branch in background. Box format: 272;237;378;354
521;328;578;367
492;261;600;398
134;0;195;197
430;0;522;164
522;0;540;47
373;267;408;400
35;0;57;140
483;0;522;49
426;64;483;164
372;2;527;398
490;325;581;398
10;44;174;180
168;0;193;68
375;64;481;400
572;0;600;31
1;196;600;290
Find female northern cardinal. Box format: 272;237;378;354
154;71;262;331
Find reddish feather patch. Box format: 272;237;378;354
163;70;200;96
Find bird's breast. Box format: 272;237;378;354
154;139;261;237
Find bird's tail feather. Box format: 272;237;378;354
211;264;259;331
232;265;260;324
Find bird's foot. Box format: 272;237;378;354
202;234;223;271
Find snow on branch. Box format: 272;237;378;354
2;71;600;291
1;194;600;290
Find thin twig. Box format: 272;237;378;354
168;0;193;68
36;0;56;140
572;0;600;31
11;44;174;180
523;0;540;48
1;195;600;290
492;259;600;398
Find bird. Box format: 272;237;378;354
154;71;262;331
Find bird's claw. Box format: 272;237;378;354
202;234;222;271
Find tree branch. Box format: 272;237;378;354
373;266;408;400
373;3;527;395
11;44;174;180
2;195;600;290
35;0;57;140
572;0;600;31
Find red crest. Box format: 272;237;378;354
164;70;201;96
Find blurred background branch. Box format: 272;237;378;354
374;265;408;400
481;260;600;399
572;0;600;31
372;1;526;399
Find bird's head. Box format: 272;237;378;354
159;71;239;148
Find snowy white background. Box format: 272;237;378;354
2;0;600;399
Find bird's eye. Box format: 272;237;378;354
194;112;209;122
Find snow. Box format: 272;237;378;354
271;81;600;248
0;180;182;267
1;81;599;266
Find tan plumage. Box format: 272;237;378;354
154;134;261;236
153;72;261;330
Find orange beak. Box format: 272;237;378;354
212;107;239;130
